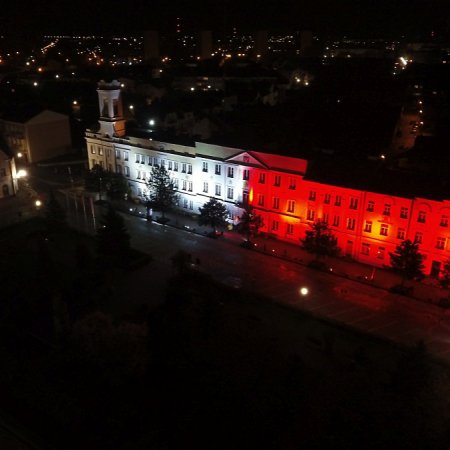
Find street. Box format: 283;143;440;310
61;190;450;362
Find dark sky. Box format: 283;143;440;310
2;0;450;37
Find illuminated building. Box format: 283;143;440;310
0;149;17;197
86;81;450;276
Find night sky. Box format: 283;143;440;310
2;0;450;37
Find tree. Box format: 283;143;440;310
45;190;67;232
146;166;178;220
389;239;425;286
96;206;130;267
439;258;450;289
198;198;228;232
84;165;128;200
237;205;264;243
301;219;339;260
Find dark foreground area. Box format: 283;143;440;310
2;219;450;449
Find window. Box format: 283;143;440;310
227;167;234;178
243;169;250;180
367;200;374;212
332;216;340;227
436;237;446;250
289;177;296;190
182;163;186;173
136;170;141;179
259;173;266;184
273;197;280;209
400;207;408;219
98;147;103;156
187;164;192;174
116;165;122;174
361;243;370;255
215;164;221;175
347;218;356;230
287;224;294;235
123;151;129;161
182;180;187;190
383;204;391;216
188;181;193;192
115;149;121;159
418;211;426;223
161;159;165;167
335;195;342;206
202;161;208;172
168;161;172;170
135;154;141;163
215;184;221;196
272;221;279;231
415;232;423;244
137;188;143;197
147;155;152;165
173;179;179;189
258;194;265;207
124;166;130;177
307;209;315;221
364;221;372;233
309;191;316;201
227;187;234;199
189;200;193;210
380;224;389;236
349;198;358;210
174;162;178;172
91;146;96;154
377;247;385;259
203;182;208;193
397;228;405;240
274;175;281;186
183;199;188;208
441;215;449;227
243;192;249;204
287;200;295;213
322;213;329;224
324;194;331;205
154;157;159;166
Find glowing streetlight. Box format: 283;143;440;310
16;169;27;178
129;105;134;110
149;119;155;126
17;152;23;158
35;199;42;208
299;287;309;296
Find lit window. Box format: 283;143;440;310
361;243;370;255
307;209;315;221
367;200;374;212
380;224;389;236
364;221;372;232
436;237;446;250
349;198;358;210
91;145;96;154
258;194;265;207
347;218;356;230
383;204;391;216
441;215;449;227
418;211;426;223
98;148;103;156
273;197;280;209
397;228;405;240
415;232;423;244
287;200;295;213
400;207;408;219
335;196;342;206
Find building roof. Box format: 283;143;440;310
1;108;68;125
250;151;308;174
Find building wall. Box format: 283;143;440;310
0;156;16;198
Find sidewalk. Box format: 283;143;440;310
105;198;449;309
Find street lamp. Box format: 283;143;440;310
300;286;309;296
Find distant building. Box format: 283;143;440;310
85;80;450;276
0;149;17;198
143;30;159;62
0;109;71;163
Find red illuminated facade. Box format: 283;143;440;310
239;152;450;276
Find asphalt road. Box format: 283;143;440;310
61;193;450;363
